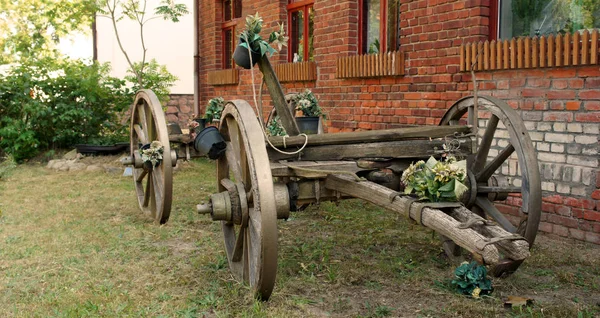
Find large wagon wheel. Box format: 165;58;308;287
216;100;278;300
130;90;173;224
439;95;541;276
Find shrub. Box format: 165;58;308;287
0;58;132;161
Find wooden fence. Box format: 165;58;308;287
273;61;317;82
336;51;405;78
207;69;239;85
460;30;599;71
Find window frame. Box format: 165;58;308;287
287;0;314;63
358;0;400;54
221;0;241;69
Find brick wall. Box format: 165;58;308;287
197;0;600;243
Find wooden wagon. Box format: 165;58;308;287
121;55;541;300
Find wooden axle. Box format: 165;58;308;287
324;174;530;266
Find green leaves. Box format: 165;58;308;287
238;13;287;58
204;97;225;123
401;156;467;202
452;262;493;298
292;89;323;118
155;0;189;22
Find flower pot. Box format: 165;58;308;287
233;45;261;69
194;126;226;159
193;118;207;132
295;116;320;135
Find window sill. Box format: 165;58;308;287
461;30;599;72
273;61;317;82
207;69;239;86
336;51;405;79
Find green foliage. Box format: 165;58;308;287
204;97;225;123
292;89;323;118
266;115;286;136
401;156;467;202
124;59;177;104
155;0;189;22
0;58;131;161
238;12;288;57
451;261;493;298
0;0;95;63
0;154;17;179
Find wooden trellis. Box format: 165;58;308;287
336;51;405;78
460;30;599;71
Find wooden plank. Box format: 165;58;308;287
555;34;562;67
257;56;300;136
564;32;571;66
484;40;490;70
510;38;516;69
532;37;538;68
471;41;477;69
324;174;501;265
573;31;580;66
517;37;523;68
582;30;589;65
497;40;503;69
524;37;530;68
267;138;472;161
477;41;484;70
270;161;363;177
465;43;471;71
547;34;554;67
490;41;496;70
540;36;546;67
503;39;509;69
267;125;472;148
592;30;599;64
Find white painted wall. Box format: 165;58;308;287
95;0;194;94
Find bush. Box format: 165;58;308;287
0;58;132;161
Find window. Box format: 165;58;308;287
359;0;400;54
492;0;600;39
222;0;242;69
288;0;314;62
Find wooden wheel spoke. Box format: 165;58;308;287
473;115;499;172
477;186;522;194
225;143;244;182
143;171;152;208
137;103;149;135
231;226;246;262
152;168;164;218
476;144;515;182
133;124;148;145
475;197;517;233
247;208;261;286
136;168;148;183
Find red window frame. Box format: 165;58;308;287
221;0;242;69
358;0;388;54
489;0;498;40
287;0;314;62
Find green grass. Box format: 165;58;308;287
0;158;599;317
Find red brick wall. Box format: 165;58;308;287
197;0;600;243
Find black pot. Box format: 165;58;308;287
233;45;262;69
193;118;207;132
295;117;320;135
194;126;226;159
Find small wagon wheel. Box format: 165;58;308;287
439;95;541;276
216;100;278;300
129;90;173;224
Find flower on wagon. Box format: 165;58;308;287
141;141;164;167
402;156;467;202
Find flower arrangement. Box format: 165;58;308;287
266;115;286;136
401;156;467;202
291;89;323;118
141;141;164;167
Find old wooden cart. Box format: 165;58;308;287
122;55;541;300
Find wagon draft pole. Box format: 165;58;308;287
121;52;541;300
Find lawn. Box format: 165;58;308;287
0;158;599;317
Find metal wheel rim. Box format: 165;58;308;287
216;99;278;300
130;89;173;224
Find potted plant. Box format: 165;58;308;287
204;97;225;124
291;89;324;134
233;12;288;69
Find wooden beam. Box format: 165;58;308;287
267;138;472;161
257;56;300;136
267;125;472;148
325;174;501;265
